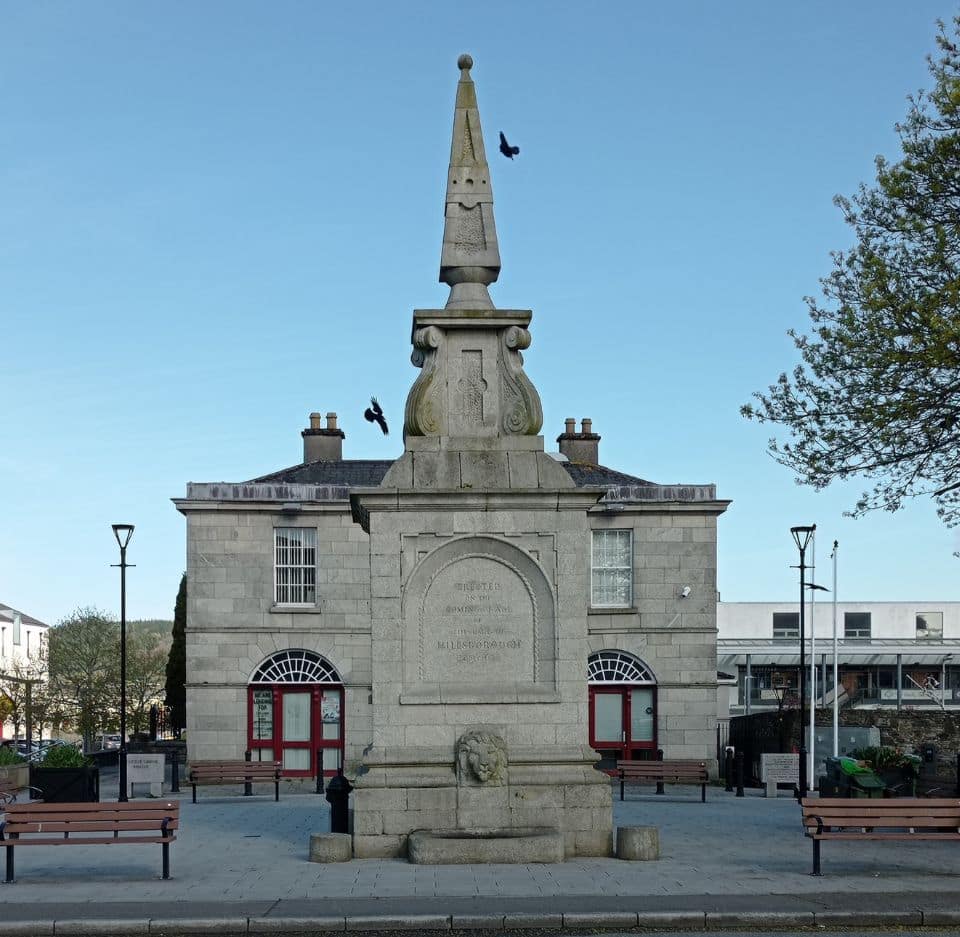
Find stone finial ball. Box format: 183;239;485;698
458;54;473;70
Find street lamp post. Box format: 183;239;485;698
790;524;815;801
112;524;135;803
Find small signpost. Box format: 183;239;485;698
126;753;165;798
760;753;798;798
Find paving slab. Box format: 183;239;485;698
4;774;960;933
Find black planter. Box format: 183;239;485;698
30;765;100;802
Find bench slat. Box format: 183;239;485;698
799;797;960;875
187;760;282;803
2;801;179;883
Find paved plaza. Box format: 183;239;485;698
3;771;960;933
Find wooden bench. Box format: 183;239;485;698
0;800;179;882
801;797;960;875
617;759;709;802
188;759;282;803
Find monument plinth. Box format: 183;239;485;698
350;54;612;861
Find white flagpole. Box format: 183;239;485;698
809;533;817;788
832;541;839;757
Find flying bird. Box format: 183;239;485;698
364;397;389;435
499;131;519;159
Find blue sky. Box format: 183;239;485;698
2;1;959;625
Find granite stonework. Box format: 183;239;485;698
172;53;729;860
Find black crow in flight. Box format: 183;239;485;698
499;131;519;159
364;397;389;435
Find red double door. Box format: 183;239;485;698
589;685;656;771
247;684;344;777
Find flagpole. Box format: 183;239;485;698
831;540;839;757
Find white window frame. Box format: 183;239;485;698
590;529;633;608
916;611;943;640
274;527;318;606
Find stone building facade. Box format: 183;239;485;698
174;55;728;856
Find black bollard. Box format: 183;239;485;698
316;750;324;794
655;748;665;795
725;749;734;793
735;750;745;797
169;748;180;793
243;749;253;796
325;769;354;834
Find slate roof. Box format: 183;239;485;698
0;603;48;629
248;459;654;489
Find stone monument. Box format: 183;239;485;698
350;54;613;860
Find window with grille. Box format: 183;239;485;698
916;612;943;640
591;530;633;607
844;612;871;640
772;612;799;640
274;527;317;605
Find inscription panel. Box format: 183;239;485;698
400;535;557;704
421;556;534;683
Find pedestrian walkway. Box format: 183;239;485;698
3;774;960;933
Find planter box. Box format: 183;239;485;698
0;762;30;793
30;765;100;802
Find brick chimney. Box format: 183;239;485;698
556;417;600;465
302;412;345;462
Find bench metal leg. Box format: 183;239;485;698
701;783;706;803
274;780;279;802
812;839;821;876
162;842;170;880
5;844;13;883
192;783;197;804
619;776;624;801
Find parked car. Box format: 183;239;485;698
94;734;122;751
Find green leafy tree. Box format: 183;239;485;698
46;608;120;751
0;647;48;739
164;574;187;732
126;630;168;734
743;18;960;530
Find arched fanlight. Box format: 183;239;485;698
587;650;655;684
250;649;341;684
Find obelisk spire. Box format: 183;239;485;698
439;54;501;309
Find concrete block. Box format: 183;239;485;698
450;915;504;930
636;912;705;930
308;832;352;863
616;825;660;860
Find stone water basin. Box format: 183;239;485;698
407;827;564;864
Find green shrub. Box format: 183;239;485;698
0;745;27;766
851;746;920;775
39;744;90;768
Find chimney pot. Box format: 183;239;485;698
302;411;345;462
556;417;600;465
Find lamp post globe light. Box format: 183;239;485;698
112;523;135;803
790;524;815;801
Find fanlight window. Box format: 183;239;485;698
251;650;341;684
587;651;654;684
